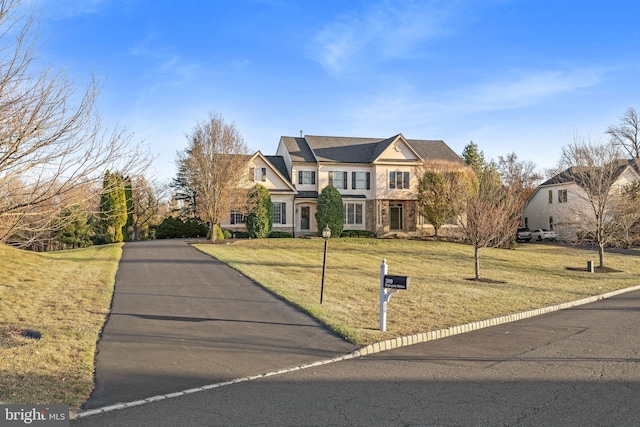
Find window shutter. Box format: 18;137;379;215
366;172;371;190
328;171;334;186
343;172;348;189
311;171;316;185
352;172;356;190
298;171;302;185
282;203;286;224
230;213;235;225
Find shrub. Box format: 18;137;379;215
315;185;343;238
246;184;272;238
341;230;376;238
268;231;293;238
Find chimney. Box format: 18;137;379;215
300;130;303;138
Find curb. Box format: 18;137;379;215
71;284;640;420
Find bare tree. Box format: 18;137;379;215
0;0;150;247
176;112;250;240
456;166;521;280
559;137;626;268
607;107;640;159
130;176;169;240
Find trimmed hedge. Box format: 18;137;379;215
341;230;376;238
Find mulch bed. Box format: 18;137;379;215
566;266;623;273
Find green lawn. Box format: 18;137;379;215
0;244;121;409
195;238;640;345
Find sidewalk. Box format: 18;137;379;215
83;239;356;409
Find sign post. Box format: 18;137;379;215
379;259;410;332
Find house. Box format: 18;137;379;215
522;159;640;241
220;133;463;236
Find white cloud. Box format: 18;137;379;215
308;0;460;76
342;67;605;134
460;69;603;112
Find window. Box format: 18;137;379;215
548;190;553;204
352;172;370;190
389;171;410;189
344;202;364;225
230;211;245;225
298;170;316;185
558;189;567;203
254;167;266;182
272;202;286;225
328;171;348;189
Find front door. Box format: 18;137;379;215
301;206;310;230
390;203;403;230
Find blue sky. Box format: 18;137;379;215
27;0;640;181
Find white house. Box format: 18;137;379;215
523;159;640;241
220;133;463;236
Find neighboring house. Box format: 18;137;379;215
220;133;463;236
522;159;640;241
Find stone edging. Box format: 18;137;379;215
71;284;640;420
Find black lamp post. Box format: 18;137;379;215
320;224;331;304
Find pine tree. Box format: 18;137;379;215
99;171;128;242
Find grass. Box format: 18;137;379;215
1;238;639;409
195;238;640;345
0;243;122;410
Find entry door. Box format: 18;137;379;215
390;203;403;230
300;206;310;230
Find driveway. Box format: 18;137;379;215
82;239;356;409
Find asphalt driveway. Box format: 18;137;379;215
83;239;356;409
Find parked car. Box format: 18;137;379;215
531;229;557;241
516;227;532;242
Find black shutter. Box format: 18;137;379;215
366;172;371;190
298;171;302;185
343;172;348;189
282;203;286;224
311;171;316;185
352;172;356;189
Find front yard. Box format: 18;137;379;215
195;238;640;345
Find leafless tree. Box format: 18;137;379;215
130;176;169;240
176;112;250;240
0;0;150;247
456;166;521;280
558;137;626;267
607;107;640;159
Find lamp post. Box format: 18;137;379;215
320;224;331;304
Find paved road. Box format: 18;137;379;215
82;239;356;409
74;248;640;427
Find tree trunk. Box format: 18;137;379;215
598;242;605;268
474;245;480;279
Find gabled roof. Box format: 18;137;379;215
249;151;297;193
280;134;462;165
540;159;640;187
265;155;290;182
